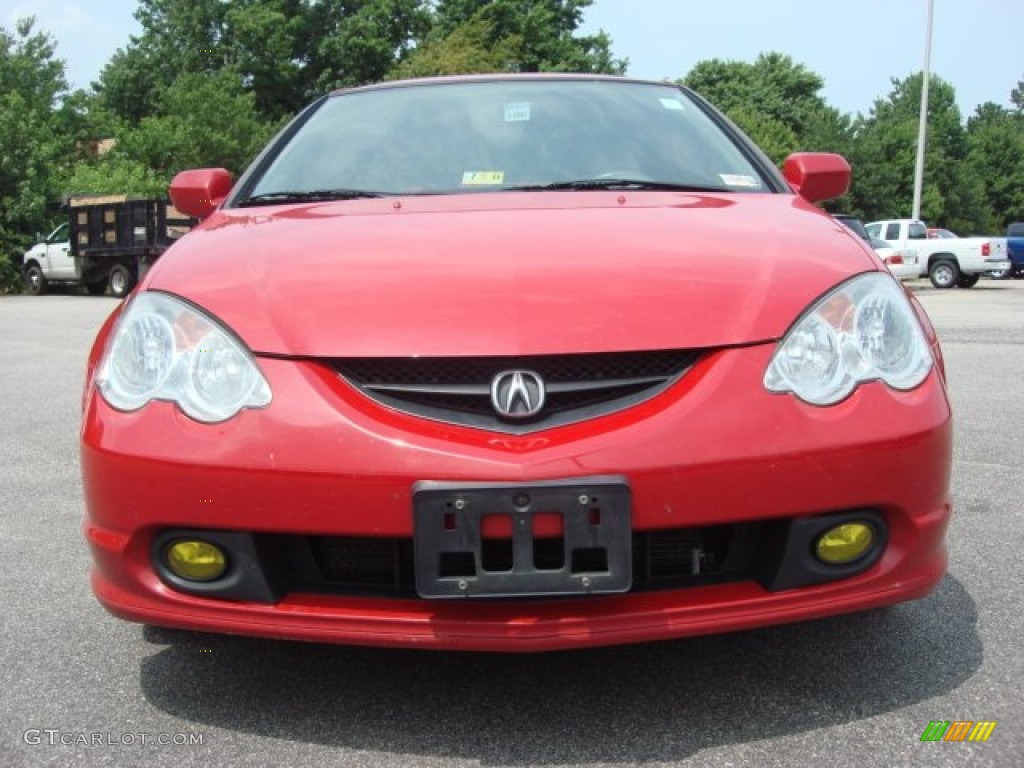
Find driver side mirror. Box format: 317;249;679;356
782;153;851;203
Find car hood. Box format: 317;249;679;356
145;192;878;357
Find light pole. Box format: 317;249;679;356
911;0;935;221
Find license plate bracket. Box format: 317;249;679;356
413;476;632;598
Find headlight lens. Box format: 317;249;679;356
97;292;271;422
764;273;932;405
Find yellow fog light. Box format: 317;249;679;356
815;523;874;564
166;540;228;581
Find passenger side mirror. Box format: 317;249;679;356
169;168;233;219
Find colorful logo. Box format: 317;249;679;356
920;721;997;742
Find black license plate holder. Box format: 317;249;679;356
413;476;632;598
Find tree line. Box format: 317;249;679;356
2;0;1022;290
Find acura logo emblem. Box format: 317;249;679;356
491;370;546;419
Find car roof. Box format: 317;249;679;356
332;73;679;97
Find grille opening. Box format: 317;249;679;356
634;527;732;583
294;523;760;598
331;349;704;434
306;536;411;590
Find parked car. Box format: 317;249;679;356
834;214;917;280
1001;221;1024;279
833;213;872;243
82;75;951;652
925;226;1016;279
870;237;919;280
866;219;1009;288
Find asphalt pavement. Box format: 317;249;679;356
1;280;1021;768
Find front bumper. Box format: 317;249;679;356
82;344;952;651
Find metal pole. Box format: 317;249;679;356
912;0;935;221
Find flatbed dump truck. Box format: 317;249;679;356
22;196;193;298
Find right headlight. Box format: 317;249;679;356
97;291;271;423
764;272;933;405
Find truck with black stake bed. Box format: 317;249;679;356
22;196;193;298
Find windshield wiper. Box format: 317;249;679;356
501;179;731;193
237;188;387;207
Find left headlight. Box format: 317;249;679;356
764;272;932;405
97;291;272;423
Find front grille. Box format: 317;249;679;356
274;525;757;599
331;349;703;434
307;537;415;592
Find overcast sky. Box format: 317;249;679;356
3;0;1022;119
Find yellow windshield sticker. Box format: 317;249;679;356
462;171;505;186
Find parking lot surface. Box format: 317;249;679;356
1;280;1021;767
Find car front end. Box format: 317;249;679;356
82;76;952;651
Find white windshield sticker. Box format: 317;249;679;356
659;98;685;111
720;174;761;188
504;102;531;122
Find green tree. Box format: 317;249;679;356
427;0;625;74
848;73;990;232
391;16;522;77
308;0;432;93
682;53;851;166
96;0;433;124
0;18;79;290
965;102;1024;229
62;156;168;199
1011;77;1024;112
723;107;799;163
96;0;230;124
114;71;278;177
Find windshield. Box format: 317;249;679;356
239;79;772;202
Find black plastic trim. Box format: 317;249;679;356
754;510;888;592
412;476;632;598
151;529;282;603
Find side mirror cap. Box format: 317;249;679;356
169;168;233;219
782;153;851;203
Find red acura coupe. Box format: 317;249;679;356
82;75;951;652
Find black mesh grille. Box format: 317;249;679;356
307;537;414;592
291;526;745;598
331;349;703;434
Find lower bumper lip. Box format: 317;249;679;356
89;533;948;652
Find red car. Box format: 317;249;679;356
82;75;952;652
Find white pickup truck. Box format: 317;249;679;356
865;219;1010;288
22;198;192;298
